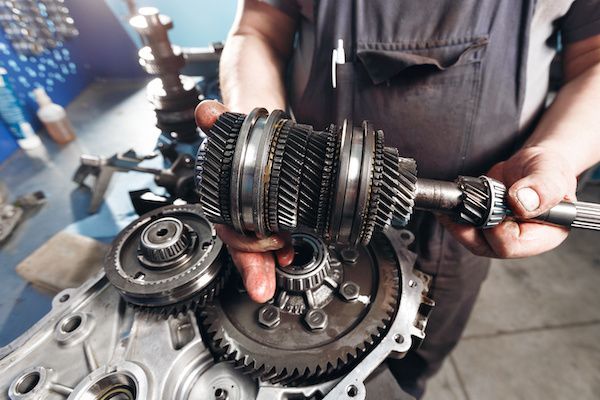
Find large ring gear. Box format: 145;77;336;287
2;204;432;399
201;232;402;386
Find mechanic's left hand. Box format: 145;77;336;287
440;145;577;258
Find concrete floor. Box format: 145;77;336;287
424;184;600;400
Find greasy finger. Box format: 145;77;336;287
195;99;228;131
229;248;276;303
216;224;286;252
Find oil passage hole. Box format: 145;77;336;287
346;384;358;397
15;371;40;394
61;315;82;333
156;228;169;237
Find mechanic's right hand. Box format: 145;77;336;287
195;100;294;303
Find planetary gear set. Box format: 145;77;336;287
196;109;600;246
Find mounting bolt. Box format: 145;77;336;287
304;309;328;331
340;281;360;302
258;304;280;329
340;248;359;264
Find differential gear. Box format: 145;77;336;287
105;204;228;315
200;231;400;386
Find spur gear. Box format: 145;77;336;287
105;204;228;315
200;232;400;386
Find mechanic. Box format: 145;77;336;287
195;0;600;397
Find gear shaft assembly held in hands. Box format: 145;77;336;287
195;109;600;246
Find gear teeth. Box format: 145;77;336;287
200;234;401;386
264;119;287;232
359;130;385;245
322;124;342;241
315;127;337;236
457;176;507;228
375;148;417;233
196;112;246;224
457;176;488;226
393;156;417;227
297;125;328;229
276;123;310;230
133;260;231;318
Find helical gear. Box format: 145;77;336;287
196;112;246;224
195;110;417;246
457;175;508;228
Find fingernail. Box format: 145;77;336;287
270;236;283;248
516;187;540;211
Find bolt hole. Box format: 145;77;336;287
347;385;358;397
394;334;404;344
400;231;414;244
59;294;70;302
15;371;40;394
156;228;169;237
134;272;145;281
202;241;212;250
61;315;82;333
214;387;228;399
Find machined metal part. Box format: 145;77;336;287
196;110;600;246
1;229;432;400
104;204;228;315
201;229;432;388
0;273;257;400
73;150;197;214
130;7;202;148
197;110;417;247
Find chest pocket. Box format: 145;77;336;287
354;37;489;179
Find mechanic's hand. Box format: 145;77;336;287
195;100;294;302
440;146;577;258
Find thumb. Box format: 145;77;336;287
507;171;573;219
195;100;229;131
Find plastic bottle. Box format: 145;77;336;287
33;87;76;144
0;69;42;150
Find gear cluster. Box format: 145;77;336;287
196;109;417;246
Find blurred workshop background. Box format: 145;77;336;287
0;1;599;400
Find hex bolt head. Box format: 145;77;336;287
340;281;360;302
340;248;359;264
304;309;328;331
258;304;281;329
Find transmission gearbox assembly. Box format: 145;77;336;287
196;109;600;246
0;205;433;400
